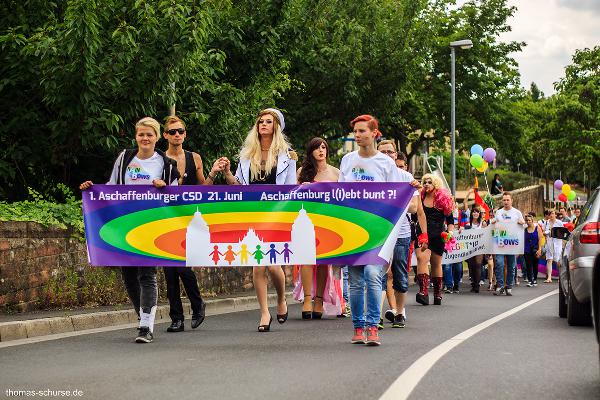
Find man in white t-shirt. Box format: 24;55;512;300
376;141;425;328
491;192;525;296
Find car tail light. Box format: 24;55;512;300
580;222;599;244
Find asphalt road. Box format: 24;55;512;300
1;282;598;400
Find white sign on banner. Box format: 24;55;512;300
442;227;491;263
440;223;525;264
491;222;525;255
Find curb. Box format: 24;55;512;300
0;293;292;343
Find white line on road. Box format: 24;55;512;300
379;289;558;400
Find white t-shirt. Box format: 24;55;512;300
108;152;166;185
397;169;418;238
338;151;416;238
494;207;524;225
338;151;401;183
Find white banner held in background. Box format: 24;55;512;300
441;224;524;263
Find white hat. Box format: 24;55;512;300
264;108;285;131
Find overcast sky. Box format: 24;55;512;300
500;0;600;95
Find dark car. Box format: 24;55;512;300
558;186;600;326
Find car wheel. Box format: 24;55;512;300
559;275;567;318
567;273;592;326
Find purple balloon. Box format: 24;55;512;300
483;148;496;163
554;180;563;190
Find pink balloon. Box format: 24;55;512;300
483;148;496;163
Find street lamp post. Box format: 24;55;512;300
450;39;473;196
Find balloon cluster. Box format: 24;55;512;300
469;144;496;173
554;180;577;202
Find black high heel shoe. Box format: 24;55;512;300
312;295;323;320
258;316;272;332
302;295;312;320
277;300;288;324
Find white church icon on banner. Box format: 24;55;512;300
185;206;316;267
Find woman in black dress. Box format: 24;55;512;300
415;174;455;305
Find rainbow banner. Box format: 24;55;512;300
82;183;415;267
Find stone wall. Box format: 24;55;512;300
0;221;291;313
493;185;545;216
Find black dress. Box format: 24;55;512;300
418;205;454;256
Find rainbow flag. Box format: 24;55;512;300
82;183;415;267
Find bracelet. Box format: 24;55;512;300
208;172;217;180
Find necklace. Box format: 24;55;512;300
257;160;268;181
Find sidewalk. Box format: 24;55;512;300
0;290;292;343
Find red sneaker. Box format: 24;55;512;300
366;326;381;346
351;328;365;344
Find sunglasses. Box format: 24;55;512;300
423;180;433;185
166;128;185;135
380;150;396;155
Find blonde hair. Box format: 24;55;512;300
163;115;186;131
240;110;291;181
421;173;442;190
377;139;397;152
135;117;161;137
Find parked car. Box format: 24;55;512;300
558;186;600;326
593;254;600;369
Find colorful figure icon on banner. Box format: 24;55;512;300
253;245;265;264
267;244;279;263
239;244;249;264
209;245;224;265
281;243;294;264
224;245;237;265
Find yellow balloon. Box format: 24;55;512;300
476;160;488;172
562;184;571;195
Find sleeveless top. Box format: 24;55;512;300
423;205;454;235
181;150;198;185
524;227;539;253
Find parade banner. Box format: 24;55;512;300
82;183;415;267
442;223;525;263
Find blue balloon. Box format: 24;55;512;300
470;144;484;156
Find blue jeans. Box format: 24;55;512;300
342;266;349;303
495;255;516;288
348;265;384;328
443;263;462;288
391;237;411;293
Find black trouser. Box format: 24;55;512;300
121;267;158;315
467;255;483;289
524;252;538;283
164;267;204;322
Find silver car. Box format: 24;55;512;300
558;186;600;326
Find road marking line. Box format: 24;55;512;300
379;289;558;400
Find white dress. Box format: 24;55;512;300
541;219;564;262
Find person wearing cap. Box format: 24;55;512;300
223;108;296;332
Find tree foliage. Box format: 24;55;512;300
4;0;593;202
